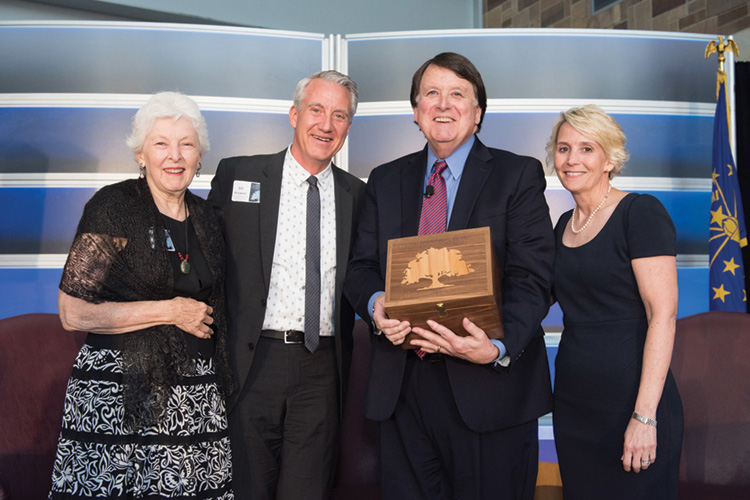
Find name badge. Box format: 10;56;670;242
232;180;261;203
164;229;175;251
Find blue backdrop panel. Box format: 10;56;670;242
348;113;713;180
347;32;716;102
1;186;212;255
0;24;324;99
676;267;709;318
0;268;63;318
1;187;93;254
545;189;709;255
0;107;293;175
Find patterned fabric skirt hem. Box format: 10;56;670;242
49;343;233;499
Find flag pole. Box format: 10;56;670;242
706;35;747;312
727;36;737;163
705;36;740;154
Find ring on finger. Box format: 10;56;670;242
437;345;441;354
641;459;651;466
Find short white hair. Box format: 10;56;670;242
126;91;209;155
293;70;359;119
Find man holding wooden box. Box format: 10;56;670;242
344;52;555;500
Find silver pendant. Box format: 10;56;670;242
180;260;191;275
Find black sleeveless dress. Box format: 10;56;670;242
552;193;683;499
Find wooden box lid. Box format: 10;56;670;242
384;227;503;348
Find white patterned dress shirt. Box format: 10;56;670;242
261;148;337;336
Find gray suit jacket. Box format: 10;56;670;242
208;149;366;412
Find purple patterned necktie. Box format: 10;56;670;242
414;160;448;358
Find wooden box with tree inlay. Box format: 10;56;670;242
384;226;503;349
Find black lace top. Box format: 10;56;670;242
60;178;233;427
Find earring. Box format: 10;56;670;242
196;163;201;178
139;165;146;178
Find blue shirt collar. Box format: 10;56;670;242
426;135;475;180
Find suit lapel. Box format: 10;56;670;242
332;167;353;299
402;146;429;237
448;138;493;231
259;150;286;290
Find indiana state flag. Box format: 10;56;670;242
709;78;747;312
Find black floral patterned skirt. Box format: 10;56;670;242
49;342;233;498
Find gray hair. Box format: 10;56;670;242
293;70;358;119
126;91;210;155
545;104;628;180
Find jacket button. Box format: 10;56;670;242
248;342;255;350
261;299;267;307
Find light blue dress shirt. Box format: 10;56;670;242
368;136;508;363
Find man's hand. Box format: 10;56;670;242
372;294;411;345
410;317;499;364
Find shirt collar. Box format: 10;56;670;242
285;146;333;189
426;135;475;180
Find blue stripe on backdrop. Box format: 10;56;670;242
0;107;293;176
0;268;63;318
0;266;708;326
545;189;710;255
1;187;211;254
3;267;704;318
2;187;709;254
347;113;713;180
0;187;94;253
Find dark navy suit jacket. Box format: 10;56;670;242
344;137;555;433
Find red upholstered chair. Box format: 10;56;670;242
671;311;750;500
331;318;381;500
0;313;86;500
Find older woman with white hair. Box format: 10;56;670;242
547;104;683;499
49;92;234;498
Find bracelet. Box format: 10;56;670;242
632;411;657;427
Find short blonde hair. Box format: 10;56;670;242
545;104;629;179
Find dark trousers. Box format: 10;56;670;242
229;336;338;500
379;356;539;500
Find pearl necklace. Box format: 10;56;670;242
571;184;611;234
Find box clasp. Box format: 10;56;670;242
435;302;448;317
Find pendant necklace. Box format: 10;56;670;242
571;184;611;234
177;199;191;275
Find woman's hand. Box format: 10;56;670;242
621;417;657;473
170;297;214;339
58;290;214;338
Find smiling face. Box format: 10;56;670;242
413;64;481;159
553;122;614;196
136;116;201;201
289;78;353;174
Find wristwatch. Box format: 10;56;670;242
631;412;657;427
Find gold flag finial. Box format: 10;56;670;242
705;36;740;75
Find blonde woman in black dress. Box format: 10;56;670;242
547;104;682;499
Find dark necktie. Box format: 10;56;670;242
305;175;321;353
414;160;448;358
418;160;448;235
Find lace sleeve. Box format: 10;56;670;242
60;232;128;303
